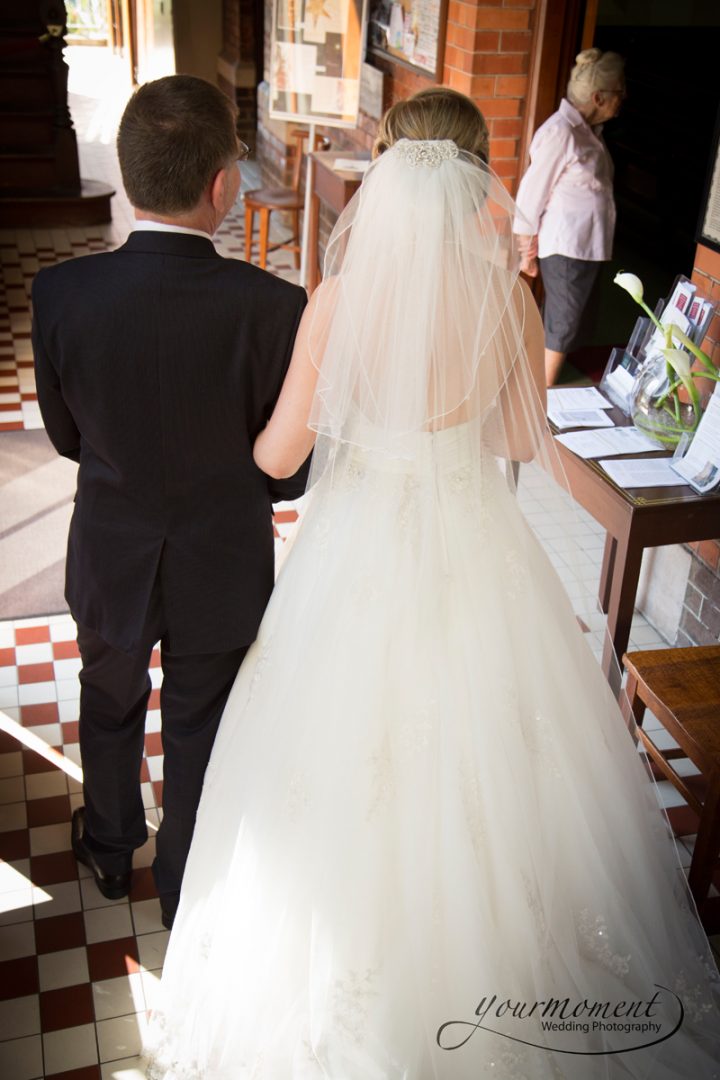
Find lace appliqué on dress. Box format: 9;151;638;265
397;700;437;755
674;959;720;1025
331;967;380;1044
397;474;421;532
144;1012;203;1080
504;547;529;600
577;908;631;977
247;638;272;704
394;138;459;168
520;869;549;948
285;769;311;822
342;461;366;491
460;761;487;855
523;713;562;779
366;738;395;821
479;1044;543;1080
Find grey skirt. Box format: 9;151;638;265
538;254;603;353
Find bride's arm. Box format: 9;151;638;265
253;280;335;479
484;277;546;462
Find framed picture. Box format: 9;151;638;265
697;102;720;254
368;0;448;81
270;0;368;128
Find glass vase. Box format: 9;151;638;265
630;354;701;448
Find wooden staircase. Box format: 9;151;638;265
0;1;114;226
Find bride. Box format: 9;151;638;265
144;89;720;1078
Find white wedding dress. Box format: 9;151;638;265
144;424;720;1079
144;141;720;1079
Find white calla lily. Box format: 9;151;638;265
613;272;644;303
661;347;692;381
613;271;665;332
660;347;700;412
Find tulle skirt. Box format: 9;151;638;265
144;425;720;1079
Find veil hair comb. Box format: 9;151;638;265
392;138;460;167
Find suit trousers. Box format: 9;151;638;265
76;578;247;916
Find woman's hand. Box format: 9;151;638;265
515;233;539;278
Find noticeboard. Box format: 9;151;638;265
270;0;368;128
367;0;447;80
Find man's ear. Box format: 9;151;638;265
210;167;229;214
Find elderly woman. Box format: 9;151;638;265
514;47;626;385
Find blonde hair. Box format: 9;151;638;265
373;88;489;163
567;48;625;107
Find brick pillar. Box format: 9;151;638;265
676;242;720;647
443;0;535;194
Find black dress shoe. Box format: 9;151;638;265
71;807;132;900
160;906;175;931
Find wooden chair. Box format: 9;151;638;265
244;129;329;271
622;645;720;931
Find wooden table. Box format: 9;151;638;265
547;404;720;691
306;151;370;293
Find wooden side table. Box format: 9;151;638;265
306;151;370;293
547;407;720;691
622;645;720;932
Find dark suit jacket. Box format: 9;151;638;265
32;229;309;655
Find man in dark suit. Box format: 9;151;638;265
31;75;309;928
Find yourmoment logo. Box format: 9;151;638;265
437;988;684;1056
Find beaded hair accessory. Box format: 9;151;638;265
393;139;459;168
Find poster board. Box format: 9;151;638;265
270;0;368;128
368;0;447;80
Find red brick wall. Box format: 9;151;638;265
443;0;533;193
691;243;720;368
677;242;720;647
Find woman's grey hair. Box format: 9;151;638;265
567;47;625;107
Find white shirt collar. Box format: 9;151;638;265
559;97;604;137
132;220;214;242
559;98;586;128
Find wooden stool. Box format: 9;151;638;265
244;130;329;270
622;645;720;931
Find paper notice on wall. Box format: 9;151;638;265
413;0;440;71
271;41;317;99
302;0;346;43
310;75;359;116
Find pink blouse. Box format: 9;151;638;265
514;98;616;262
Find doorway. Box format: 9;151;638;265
576;0;720;367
